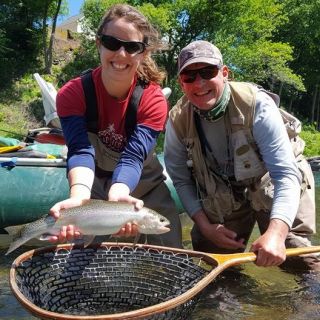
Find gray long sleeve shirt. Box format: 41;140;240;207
164;90;301;228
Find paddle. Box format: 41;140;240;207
0;145;23;153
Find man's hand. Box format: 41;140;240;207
250;218;289;267
192;210;246;250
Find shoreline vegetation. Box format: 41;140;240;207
0;73;320;158
1;2;319;158
0;0;320;158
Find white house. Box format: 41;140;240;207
56;14;84;39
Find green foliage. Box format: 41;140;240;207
1;0;320;144
0;28;10;56
0;0;44;88
211;0;304;93
155;132;165;153
139;2;174;34
82;0;126;34
275;0;320;119
57;37;99;86
0;74;45;138
300;125;320;157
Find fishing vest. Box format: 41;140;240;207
170;81;310;223
81;70;165;198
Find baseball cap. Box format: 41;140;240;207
178;40;223;74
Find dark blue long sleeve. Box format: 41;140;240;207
60;115;95;172
61;116;159;192
112;124;160;191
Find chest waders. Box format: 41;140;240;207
80;70;183;248
81;69;144;140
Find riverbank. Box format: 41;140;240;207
308;156;320;172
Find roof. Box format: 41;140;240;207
58;14;84;28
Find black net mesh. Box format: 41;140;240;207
14;244;210;319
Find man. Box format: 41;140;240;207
164;40;319;270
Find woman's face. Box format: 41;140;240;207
97;17;145;85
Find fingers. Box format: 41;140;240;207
49;199;86;243
108;183;144;209
222;237;246;250
213;225;246;249
48;225;81;244
251;242;286;267
135;200;144;210
50;198;86;220
220;226;237;239
253;248;286;267
114;223;139;237
110;195;144;210
129;197;144;210
49;203;61;220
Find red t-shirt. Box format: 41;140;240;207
57;66;168;152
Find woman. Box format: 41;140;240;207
50;4;182;247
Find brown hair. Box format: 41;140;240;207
96;4;166;84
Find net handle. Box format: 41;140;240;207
210;245;320;266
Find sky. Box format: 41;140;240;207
67;0;84;17
59;0;84;22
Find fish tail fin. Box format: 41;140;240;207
5;224;28;255
5;241;21;255
4;224;25;239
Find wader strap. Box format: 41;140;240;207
125;81;144;139
194;113;208;156
81;69;98;133
80;69;145;138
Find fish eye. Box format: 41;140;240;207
160;218;166;222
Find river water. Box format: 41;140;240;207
1;173;320;319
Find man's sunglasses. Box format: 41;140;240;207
99;34;146;54
180;65;221;83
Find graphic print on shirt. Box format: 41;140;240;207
98;123;127;152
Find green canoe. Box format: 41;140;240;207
0;152;184;233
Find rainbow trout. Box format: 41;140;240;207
5;200;170;255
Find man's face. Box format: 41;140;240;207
179;62;228;111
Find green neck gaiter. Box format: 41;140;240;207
193;82;231;122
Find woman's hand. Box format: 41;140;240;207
49;167;94;243
49;198;86;243
113;222;140;237
108;182;144;209
108;182;143;237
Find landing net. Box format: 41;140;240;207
12;243;211;319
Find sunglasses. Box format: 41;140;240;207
99;34;146;54
180;65;221;83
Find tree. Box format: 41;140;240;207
44;0;64;74
0;0;43;87
63;0;308;110
275;0;320;123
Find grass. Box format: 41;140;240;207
300;125;320;157
0;74;45;139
